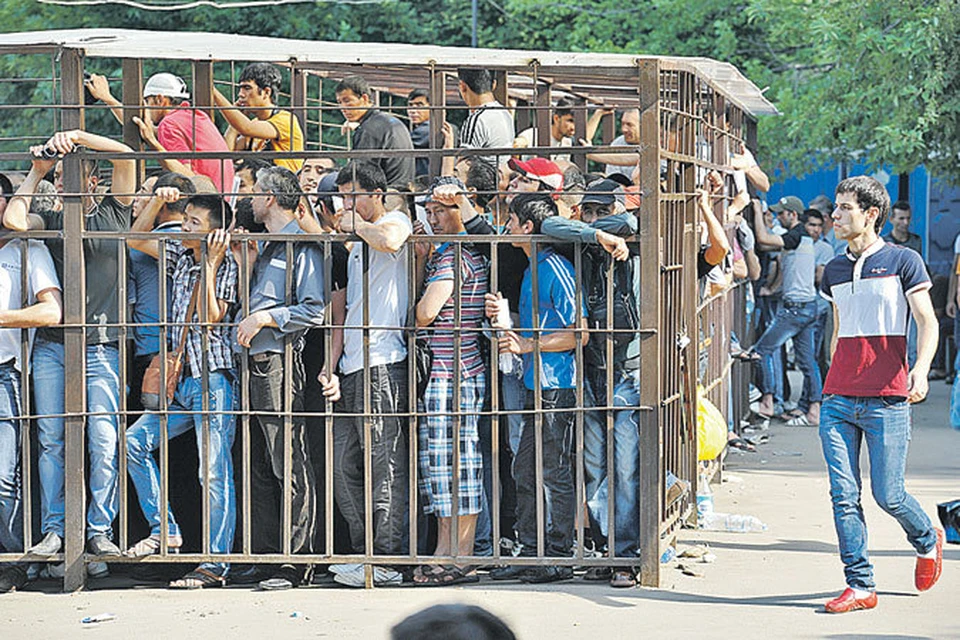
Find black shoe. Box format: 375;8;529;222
520;566;574;584
258;564;305;591
0;566;28;593
228;564;263;585
489;564;531;581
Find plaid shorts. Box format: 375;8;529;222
418;371;485;518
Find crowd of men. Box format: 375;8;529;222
0;61;942;604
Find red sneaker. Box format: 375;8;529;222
915;527;944;592
824;588;878;613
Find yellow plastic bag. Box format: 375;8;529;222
697;386;727;461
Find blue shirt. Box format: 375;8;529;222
518;245;584;390
127;221;181;357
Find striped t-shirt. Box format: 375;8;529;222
423;242;489;379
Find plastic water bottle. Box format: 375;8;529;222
699;511;767;533
696;474;714;517
496;305;522;375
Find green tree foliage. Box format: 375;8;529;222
0;0;957;180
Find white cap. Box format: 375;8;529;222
143;73;189;100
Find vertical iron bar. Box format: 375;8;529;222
61;48;87;593
637;59;662;587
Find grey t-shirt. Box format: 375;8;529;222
459;100;515;167
780;223;817;303
37;195;131;345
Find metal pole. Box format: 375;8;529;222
472;0;478;48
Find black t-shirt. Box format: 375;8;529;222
354;109;416;189
302;241;349;399
37;195;131;344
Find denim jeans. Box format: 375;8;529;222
125;371;236;569
757;295;785;407
951;349;960;430
334;361;409;555
501;367;526;458
583;367;640;558
755;300;821;407
802;308;830;412
819;394;937;590
33;339;121;539
515;387;576;558
248;351;316;556
0;363;23;555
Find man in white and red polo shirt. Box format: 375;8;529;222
818;175;943;614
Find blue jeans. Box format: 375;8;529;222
33;339;121;539
802;308;830;412
950;348;960;429
819;395;937;590
755;300;821;407
0;363;24;555
757;296;785;408
126;372;236;569
583;368;640;558
501;367;526;458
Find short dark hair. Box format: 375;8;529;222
509;192;557;234
458;69;493;95
554;96;576;119
465;159;498;209
391;604;516;640
335;75;370;99
235;156;272;180
154;172;196;214
186;193;233;229
892;200;911;214
0;172;12;197
836;175;891;234
256;165;302;212
407;88;429;103
239;63;283;102
802;208;824;224
335;161;388;198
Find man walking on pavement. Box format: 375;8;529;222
818;176;943;613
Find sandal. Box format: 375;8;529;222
124;533;182;558
412;564;479;587
610;569;637;588
727;437;756;453
169;566;226;590
785;414;817;427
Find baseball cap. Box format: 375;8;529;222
580;179;623;206
507;157;563;191
425;175;466;203
769;195;804;214
143;73;190;100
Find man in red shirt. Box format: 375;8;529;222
818;176;943;613
86;73;234;193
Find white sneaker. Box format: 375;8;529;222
329;563;362;575
333;565;401;588
87;562;109;579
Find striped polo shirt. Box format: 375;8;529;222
422;242;489;379
820;239;930;397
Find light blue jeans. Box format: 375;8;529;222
819;394;936;590
755;300;821;407
33;339;121;540
126;372;236;570
0;363;24;556
583;367;641;558
949;349;960;430
501;367;526;459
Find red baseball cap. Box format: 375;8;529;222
508;157;564;191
